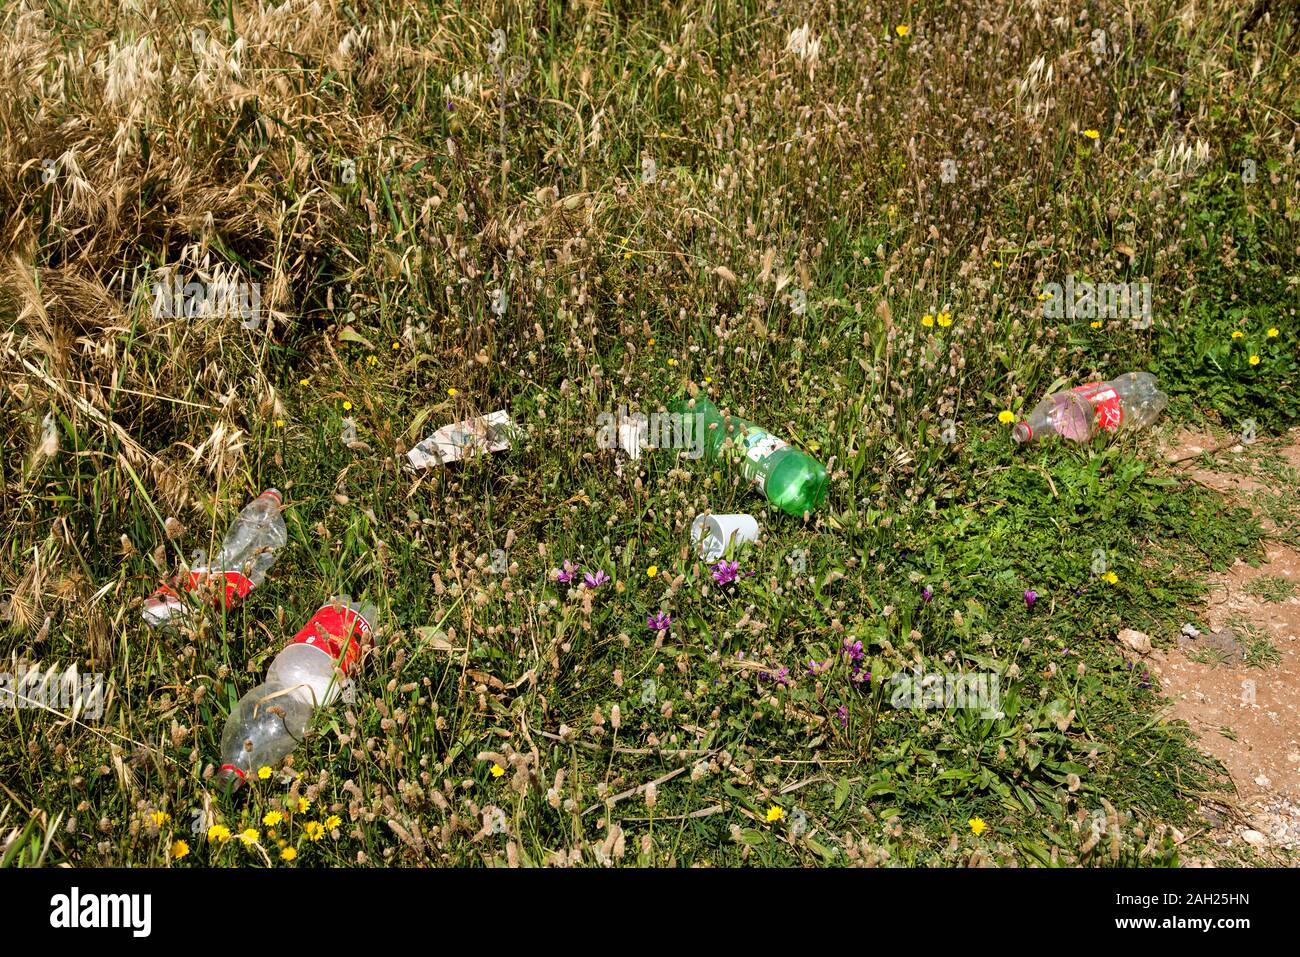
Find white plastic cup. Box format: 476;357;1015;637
691;513;759;562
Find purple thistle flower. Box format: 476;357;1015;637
553;560;578;584
583;569;610;589
1024;589;1038;609
710;560;740;586
647;611;672;632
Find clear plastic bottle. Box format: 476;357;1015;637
1012;372;1168;444
217;596;376;791
669;396;828;517
143;489;286;626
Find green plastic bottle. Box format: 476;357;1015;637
670;396;828;517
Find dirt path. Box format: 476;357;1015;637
1148;427;1300;862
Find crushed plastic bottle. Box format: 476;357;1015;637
217;596;375;791
1012;372;1168;444
669;396;828;517
143;489;286;626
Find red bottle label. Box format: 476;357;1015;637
288;602;374;675
149;570;254;611
1072;382;1125;433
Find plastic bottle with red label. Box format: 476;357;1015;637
217;596;376;790
142;489;287;626
1011;372;1168;444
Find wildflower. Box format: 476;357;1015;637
149;811;169;828
895;24;910;37
1249;355;1260;366
553;559;579;584
704;376;712;384
366;355;378;367
257;766;273;780
1090;321;1102;329
968;817;988;836
937;312;952;327
447;387;458;396
1231;330;1244;339
239;828;260;846
583;569;611;589
922;586;933;603
325;815;342;830
263;811;283;827
280;846;298;861
1037;291;1053;302
170;840;190;860
392;341;401;350
1267;327;1279;338
647;337;655;346
274;418;285;428
806;658;830;676
667;358;677;367
992;260;1003;268
299;378;310;386
998;410;1015;424
490;763;506;778
921;313;934;327
297;797;311;814
1024;589;1038;609
851;667;872;690
646;565;659;578
1101;571;1119;585
837;705;848;727
710;561;740;586
766;805;786;823
304;821;325;841
207;824;231;844
1082;129;1100;140
841;638;864;663
647;611;672;632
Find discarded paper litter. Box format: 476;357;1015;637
407;409;517;469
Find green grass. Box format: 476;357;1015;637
1;0;1298;868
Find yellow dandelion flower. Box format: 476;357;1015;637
299;378;310;386
280;846;298;861
766;805;786;823
968;817;988;836
1266;328;1278;338
921;314;934;327
296;797;311;814
274;418;285;428
366;355;378;367
239;828;260;846
992;260;1003;268
490;763;506;778
997;410;1016;424
1082;129;1100;140
207;824;231;844
667;358;677;366
622;251;633;260
263;811;283;827
1037;291;1053;302
325;815;342;830
704;376;712;384
936;312;952;327
304;821;325;841
648;337;656;346
149;811;169;828
342;400;353;411
447;387;457;397
170;840;190;860
646;565;659;578
1101;571;1119;584
1090;321;1102;329
1249;355;1260;366
895;24;910;37
392;341;401;350
1231;330;1244;339
257;766;273;780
